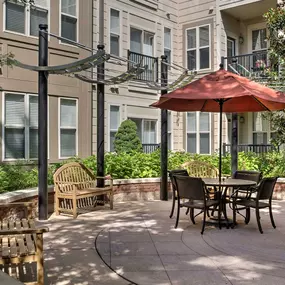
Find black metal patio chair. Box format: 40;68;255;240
230;170;262;223
168;169;189;218
173;175;221;234
232;177;278;234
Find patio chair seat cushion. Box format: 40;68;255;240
235;199;269;209
181;200;219;209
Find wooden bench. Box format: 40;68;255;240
0;202;49;285
53;162;114;218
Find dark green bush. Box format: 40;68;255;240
1;150;285;193
114;119;143;153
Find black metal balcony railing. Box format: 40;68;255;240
223;50;278;81
142;143;160;153
223;143;279;155
128;50;158;82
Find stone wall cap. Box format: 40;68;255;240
113;177;163;185
0;186;54;204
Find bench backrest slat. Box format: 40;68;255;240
53;162;96;193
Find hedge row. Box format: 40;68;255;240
0;150;284;193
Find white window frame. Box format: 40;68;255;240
248;23;268;54
58;97;78;159
59;0;79;45
252;112;275;145
2;92;45;161
109;8;121;56
3;0;50;38
164;27;172;65
128;117;158;144
108;104;121;152
129;26;155;56
185;24;211;71
186;112;211;154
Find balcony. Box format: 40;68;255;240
128;50;158;82
142;143;160;153
223;50;278;83
223;143;279;155
220;0;274;21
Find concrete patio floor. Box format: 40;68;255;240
40;200;285;285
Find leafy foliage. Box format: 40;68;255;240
1;150;285;193
114;119;143;154
261;3;285;145
0;52;15;69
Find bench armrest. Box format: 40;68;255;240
0;227;49;235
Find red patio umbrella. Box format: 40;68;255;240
151;68;285;182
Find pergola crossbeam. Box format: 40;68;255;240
75;64;148;85
11;53;110;74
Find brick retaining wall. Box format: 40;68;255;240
0;178;284;219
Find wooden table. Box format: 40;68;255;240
203;178;257;189
0;270;24;284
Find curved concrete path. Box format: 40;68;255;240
41;200;285;284
95;200;285;285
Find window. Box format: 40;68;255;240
252;28;268;68
130;28;156;81
4;93;38;160
5;0;49;36
129;118;157;144
227;37;236;57
164;28;171;64
61;0;77;42
168;111;172;150
187;112;210;154
253;113;275;144
186;25;210;70
109;105;120;152
60;99;77;158
130;28;154;56
110;9;120;56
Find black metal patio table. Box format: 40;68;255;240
202;178;257;227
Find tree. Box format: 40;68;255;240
114;119;143;153
262;2;285;146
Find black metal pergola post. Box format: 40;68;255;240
97;44;105;187
221;57;238;176
231;113;238;176
38;24;49;220
160;55;168;200
97;0;105;187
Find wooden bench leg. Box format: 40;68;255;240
73;197;77;219
36;233;44;285
55;193;60;216
109;192;114;210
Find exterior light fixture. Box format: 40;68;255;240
239;116;245;123
239;35;244;44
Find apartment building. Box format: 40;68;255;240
91;0;278;155
0;0;93;162
218;0;277;150
92;0;180;153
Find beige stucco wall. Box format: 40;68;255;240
0;1;93;162
92;0;181;153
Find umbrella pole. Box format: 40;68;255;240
218;100;224;183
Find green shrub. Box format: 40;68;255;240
114;119;143;154
1;150;285;193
